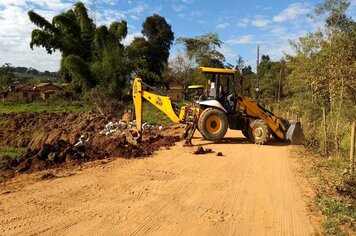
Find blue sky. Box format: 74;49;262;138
0;0;355;71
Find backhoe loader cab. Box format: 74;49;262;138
199;67;237;113
187;85;205;102
195;67;304;145
196;67;246;142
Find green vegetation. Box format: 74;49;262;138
0;63;15;89
285;0;356;157
296;148;355;235
248;1;356;233
142;102;175;126
241;0;356;158
28;2;174;98
0;146;26;158
0;147;26;178
0;101;89;113
177;33;225;68
317;196;355;235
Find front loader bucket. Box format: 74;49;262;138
285;121;305;145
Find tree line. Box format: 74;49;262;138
254;0;356;157
27;2;174;99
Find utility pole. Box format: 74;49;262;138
256;45;260;101
277;69;282;114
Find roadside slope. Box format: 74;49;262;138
0;130;314;235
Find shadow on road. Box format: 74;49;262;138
190;137;291;147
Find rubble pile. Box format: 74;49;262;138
0;112;183;181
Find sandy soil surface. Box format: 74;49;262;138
0;130;314;235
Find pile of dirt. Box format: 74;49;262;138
0;112;107;149
0;112;183;181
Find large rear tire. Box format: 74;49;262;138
248;119;269;145
198;108;228;142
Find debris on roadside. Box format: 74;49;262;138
193;146;213;155
40;172;56;180
74;135;90;147
0;112;183;182
216;152;223;157
99;121;120;136
100;119;164;136
122;109;133;122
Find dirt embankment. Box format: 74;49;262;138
0;112;183;180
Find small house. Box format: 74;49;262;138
2;83;38;102
33;83;63;100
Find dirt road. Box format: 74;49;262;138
0;130;314;235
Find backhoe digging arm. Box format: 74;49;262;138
132;77;189;142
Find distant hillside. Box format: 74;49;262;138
12;66;60;83
14;66;58;77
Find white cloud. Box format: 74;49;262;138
218;46;237;59
190;11;203;17
182;0;194;3
0;1;68;71
270;26;287;37
0;0;27;7
97;9;126;25
251;16;270;28
127;2;148;20
197;19;206;24
236;18;250;27
128;2;148;15
172;4;186;12
225;35;254;45
216;22;230;29
273;3;310;23
122;32;143;46
151;5;162;14
101;0;118;5
0;0;71;9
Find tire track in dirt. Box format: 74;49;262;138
0;130;314;235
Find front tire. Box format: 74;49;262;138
248;119;269;145
198;108;228;142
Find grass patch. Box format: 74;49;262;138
295;148;356;235
0;146;26;159
316;196;355;235
141;101;178;126
0;101;90;113
0;146;26;170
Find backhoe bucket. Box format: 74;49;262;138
285;120;305;145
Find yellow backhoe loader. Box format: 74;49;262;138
131;67;304;146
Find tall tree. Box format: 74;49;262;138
0;63;15;89
28;1;129;97
163;53;198;98
177;33;225;68
287;0;356;155
127;14;174;85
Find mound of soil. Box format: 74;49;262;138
0;112;183;181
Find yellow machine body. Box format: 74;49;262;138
132;77;201;141
132;67;304;145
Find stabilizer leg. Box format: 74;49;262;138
184;120;198;146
